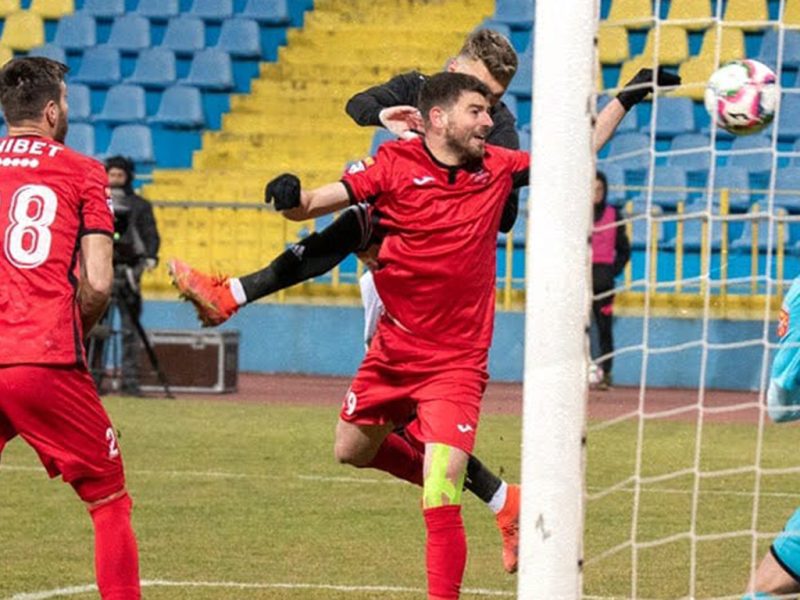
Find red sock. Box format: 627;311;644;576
89;493;141;600
363;432;424;486
424;505;467;600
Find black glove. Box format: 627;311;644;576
617;67;682;111
264;173;301;211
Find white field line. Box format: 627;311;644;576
6;579;514;599
4;463;800;499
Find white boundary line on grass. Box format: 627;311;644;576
4;464;800;499
7;579;514;599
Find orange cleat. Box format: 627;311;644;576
496;483;520;574
167;258;240;327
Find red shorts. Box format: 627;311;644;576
0;364;126;503
340;318;489;453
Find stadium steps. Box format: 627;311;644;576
141;0;492;294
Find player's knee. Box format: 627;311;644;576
333;440;372;467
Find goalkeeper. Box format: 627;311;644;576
169;40;678;575
744;276;800;598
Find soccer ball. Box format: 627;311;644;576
704;59;778;136
588;363;604;386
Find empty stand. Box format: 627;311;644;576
105;124;154;162
53;12;96;50
150;85;204;128
95;83;146;124
126;47;177;88
2;11;44;51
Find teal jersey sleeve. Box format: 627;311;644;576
768;277;800;422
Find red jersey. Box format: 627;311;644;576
341;137;529;350
0;135;113;366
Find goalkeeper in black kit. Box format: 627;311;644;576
168;27;679;574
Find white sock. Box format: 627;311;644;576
228;277;248;306
487;481;508;514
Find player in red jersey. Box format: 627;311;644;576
0;57;140;599
264;72;528;600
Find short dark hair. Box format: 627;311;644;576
418;72;492;126
458;29;518;88
0;57;69;125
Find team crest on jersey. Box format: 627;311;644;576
471;169;490;184
779;308;789;338
346;157;374;175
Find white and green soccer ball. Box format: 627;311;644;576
704;59;778;136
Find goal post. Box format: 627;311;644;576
517;0;597;597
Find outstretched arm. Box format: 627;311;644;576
594;67;681;153
264;174;351;221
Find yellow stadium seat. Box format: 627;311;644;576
672;56;715;101
698;26;746;64
0;0;19;17
784;2;800;27
30;0;74;19
666;0;713;31
723;0;768;32
607;0;653;28
0;45;11;67
617;56;650;91
639;25;689;64
598;25;629;64
1;12;44;51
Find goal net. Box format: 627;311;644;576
521;1;800;598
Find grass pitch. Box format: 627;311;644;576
1;393;799;599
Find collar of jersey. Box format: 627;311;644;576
421;140;484;175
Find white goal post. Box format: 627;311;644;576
518;0;597;597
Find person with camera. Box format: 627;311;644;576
95;155;160;396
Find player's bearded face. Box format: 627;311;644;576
444;93;493;162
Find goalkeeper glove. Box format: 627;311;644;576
617;67;682;111
264;173;301;211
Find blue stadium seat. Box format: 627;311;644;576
107;14;151;52
182;49;234;90
81;0;124;18
600;163;628;206
53;12;96;50
728;134;774;172
507;46;532;98
774;167;800;212
778;93;800;140
474;19;513;43
731;205;789;252
604;132;651;169
758;29;800;70
215;17;261;58
189;0;233;21
517;124;530;152
94;84;146;124
241;0;290;24
136;0;179;20
493;0;535;27
127;48;176;88
71;46;121;86
711;165;752;211
793;138;800;166
625;200;662;249
149;85;204;128
648;97;695;138
28;43;67;63
673;200;724;251
65;123;95;155
667;133;712;170
501;94;518;120
651;165;688;210
369;128;396;155
68;83;91;123
161;16;205;55
105;124;154;163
